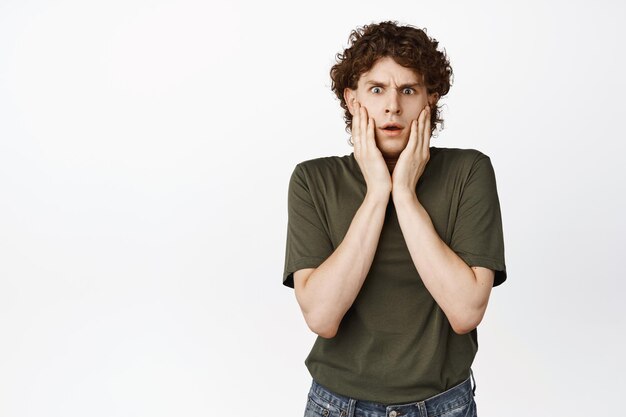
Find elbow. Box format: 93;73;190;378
316;327;338;339
449;309;485;335
304;312;339;339
294;276;341;339
451;321;478;335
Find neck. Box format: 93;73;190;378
384;156;398;174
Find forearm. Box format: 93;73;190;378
301;191;389;338
393;191;485;334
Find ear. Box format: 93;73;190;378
344;88;357;115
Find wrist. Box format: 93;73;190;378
365;189;391;204
391;187;416;203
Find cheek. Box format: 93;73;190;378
355;102;374;117
409;99;428;117
415;97;428;108
364;101;383;117
356;96;371;108
351;97;371;114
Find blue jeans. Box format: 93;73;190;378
304;370;477;417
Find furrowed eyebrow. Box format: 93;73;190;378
364;80;423;89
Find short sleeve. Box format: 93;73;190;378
282;164;334;288
450;154;507;287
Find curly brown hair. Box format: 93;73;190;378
330;21;453;137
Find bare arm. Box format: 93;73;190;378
294;191;389;339
393;192;495;334
294;100;392;339
391;104;495;334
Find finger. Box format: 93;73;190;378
406;119;418;153
367;116;376;149
418;105;428;152
423;106;431;154
352;101;360;150
360;104;369;151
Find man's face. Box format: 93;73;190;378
344;56;438;157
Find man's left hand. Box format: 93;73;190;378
391;105;431;198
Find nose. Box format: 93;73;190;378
385;91;401;115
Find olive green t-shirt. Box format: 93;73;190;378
282;146;507;404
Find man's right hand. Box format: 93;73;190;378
352;101;392;198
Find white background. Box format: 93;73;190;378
1;1;624;416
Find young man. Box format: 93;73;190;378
283;21;506;417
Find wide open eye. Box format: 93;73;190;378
370;87;382;94
402;88;415;94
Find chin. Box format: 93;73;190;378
377;138;408;156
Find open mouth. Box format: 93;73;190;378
381;123;404;131
380;125;404;137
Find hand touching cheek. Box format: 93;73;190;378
391;105;431;197
351;101;392;197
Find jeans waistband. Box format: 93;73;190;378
308;369;476;417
